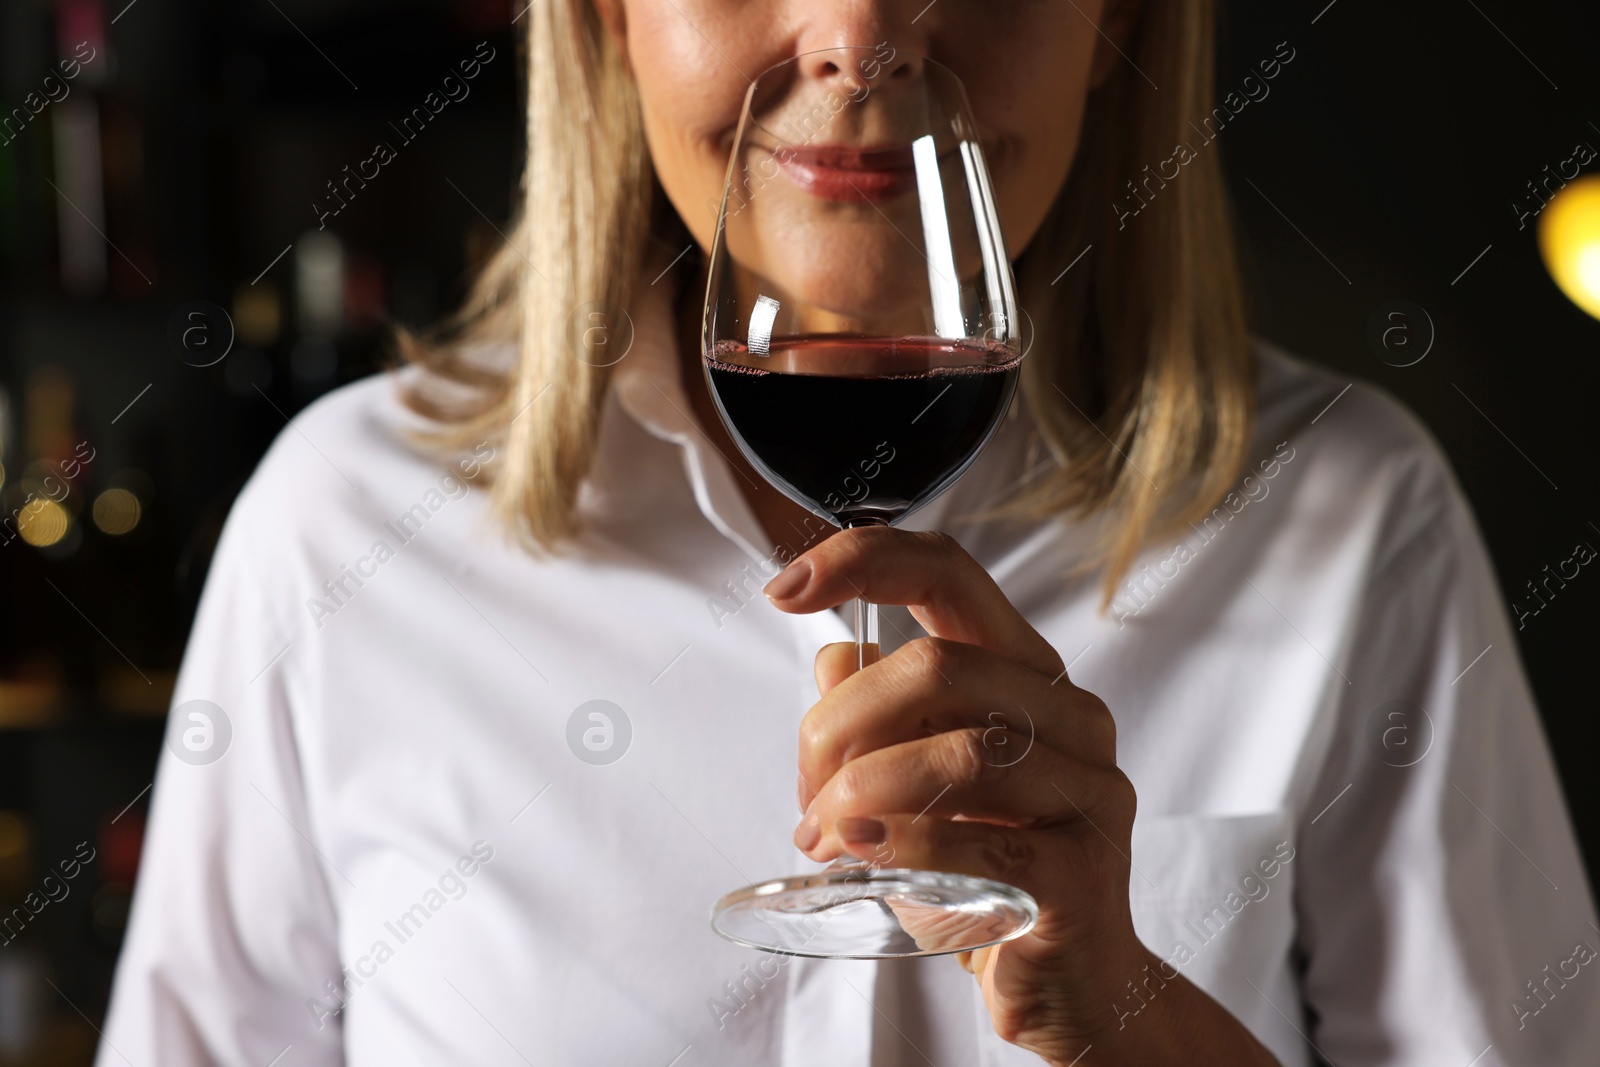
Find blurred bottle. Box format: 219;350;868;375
0;812;45;1064
90;807;139;952
0;382;12;678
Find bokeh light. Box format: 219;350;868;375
0;811;28;863
93;488;143;535
17;498;69;547
233;282;281;346
1538;174;1600;321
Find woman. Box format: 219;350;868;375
101;1;1597;1065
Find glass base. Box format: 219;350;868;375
711;862;1038;959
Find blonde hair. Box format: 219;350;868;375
398;0;1253;604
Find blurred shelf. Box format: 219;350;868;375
97;666;174;718
0;677;61;730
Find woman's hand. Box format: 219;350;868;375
763;526;1281;1067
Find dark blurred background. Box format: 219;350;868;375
0;0;1594;1061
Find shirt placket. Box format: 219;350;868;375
780;603;880;1067
614;319;883;1066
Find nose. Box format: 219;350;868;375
795;44;922;85
790;1;929;84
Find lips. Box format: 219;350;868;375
774;144;919;203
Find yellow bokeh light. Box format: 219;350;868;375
234;283;281;346
0;811;28;860
17;498;69;547
1539;174;1600;321
93;487;142;535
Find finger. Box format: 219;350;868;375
805;643;864;811
803;637;1116;800
812;633;1113;777
764;526;1065;679
828;813;1071;909
814;642;858;696
795;731;1132;861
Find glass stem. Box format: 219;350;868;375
855;596;878;672
844;518;885;671
824;518;882;876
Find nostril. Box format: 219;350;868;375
819;61;840;76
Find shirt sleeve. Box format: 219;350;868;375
1294;462;1600;1066
97;491;345;1066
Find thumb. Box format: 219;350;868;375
814;641;881;696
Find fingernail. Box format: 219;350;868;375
836;817;886;846
793;812;821;852
764;558;811;600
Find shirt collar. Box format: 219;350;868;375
608;245;775;560
608;244;702;448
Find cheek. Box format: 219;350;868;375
629;5;769;248
638;90;730;239
938;13;1099;255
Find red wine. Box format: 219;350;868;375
705;335;1020;526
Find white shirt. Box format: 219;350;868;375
99;263;1599;1067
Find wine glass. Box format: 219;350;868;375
703;47;1038;959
